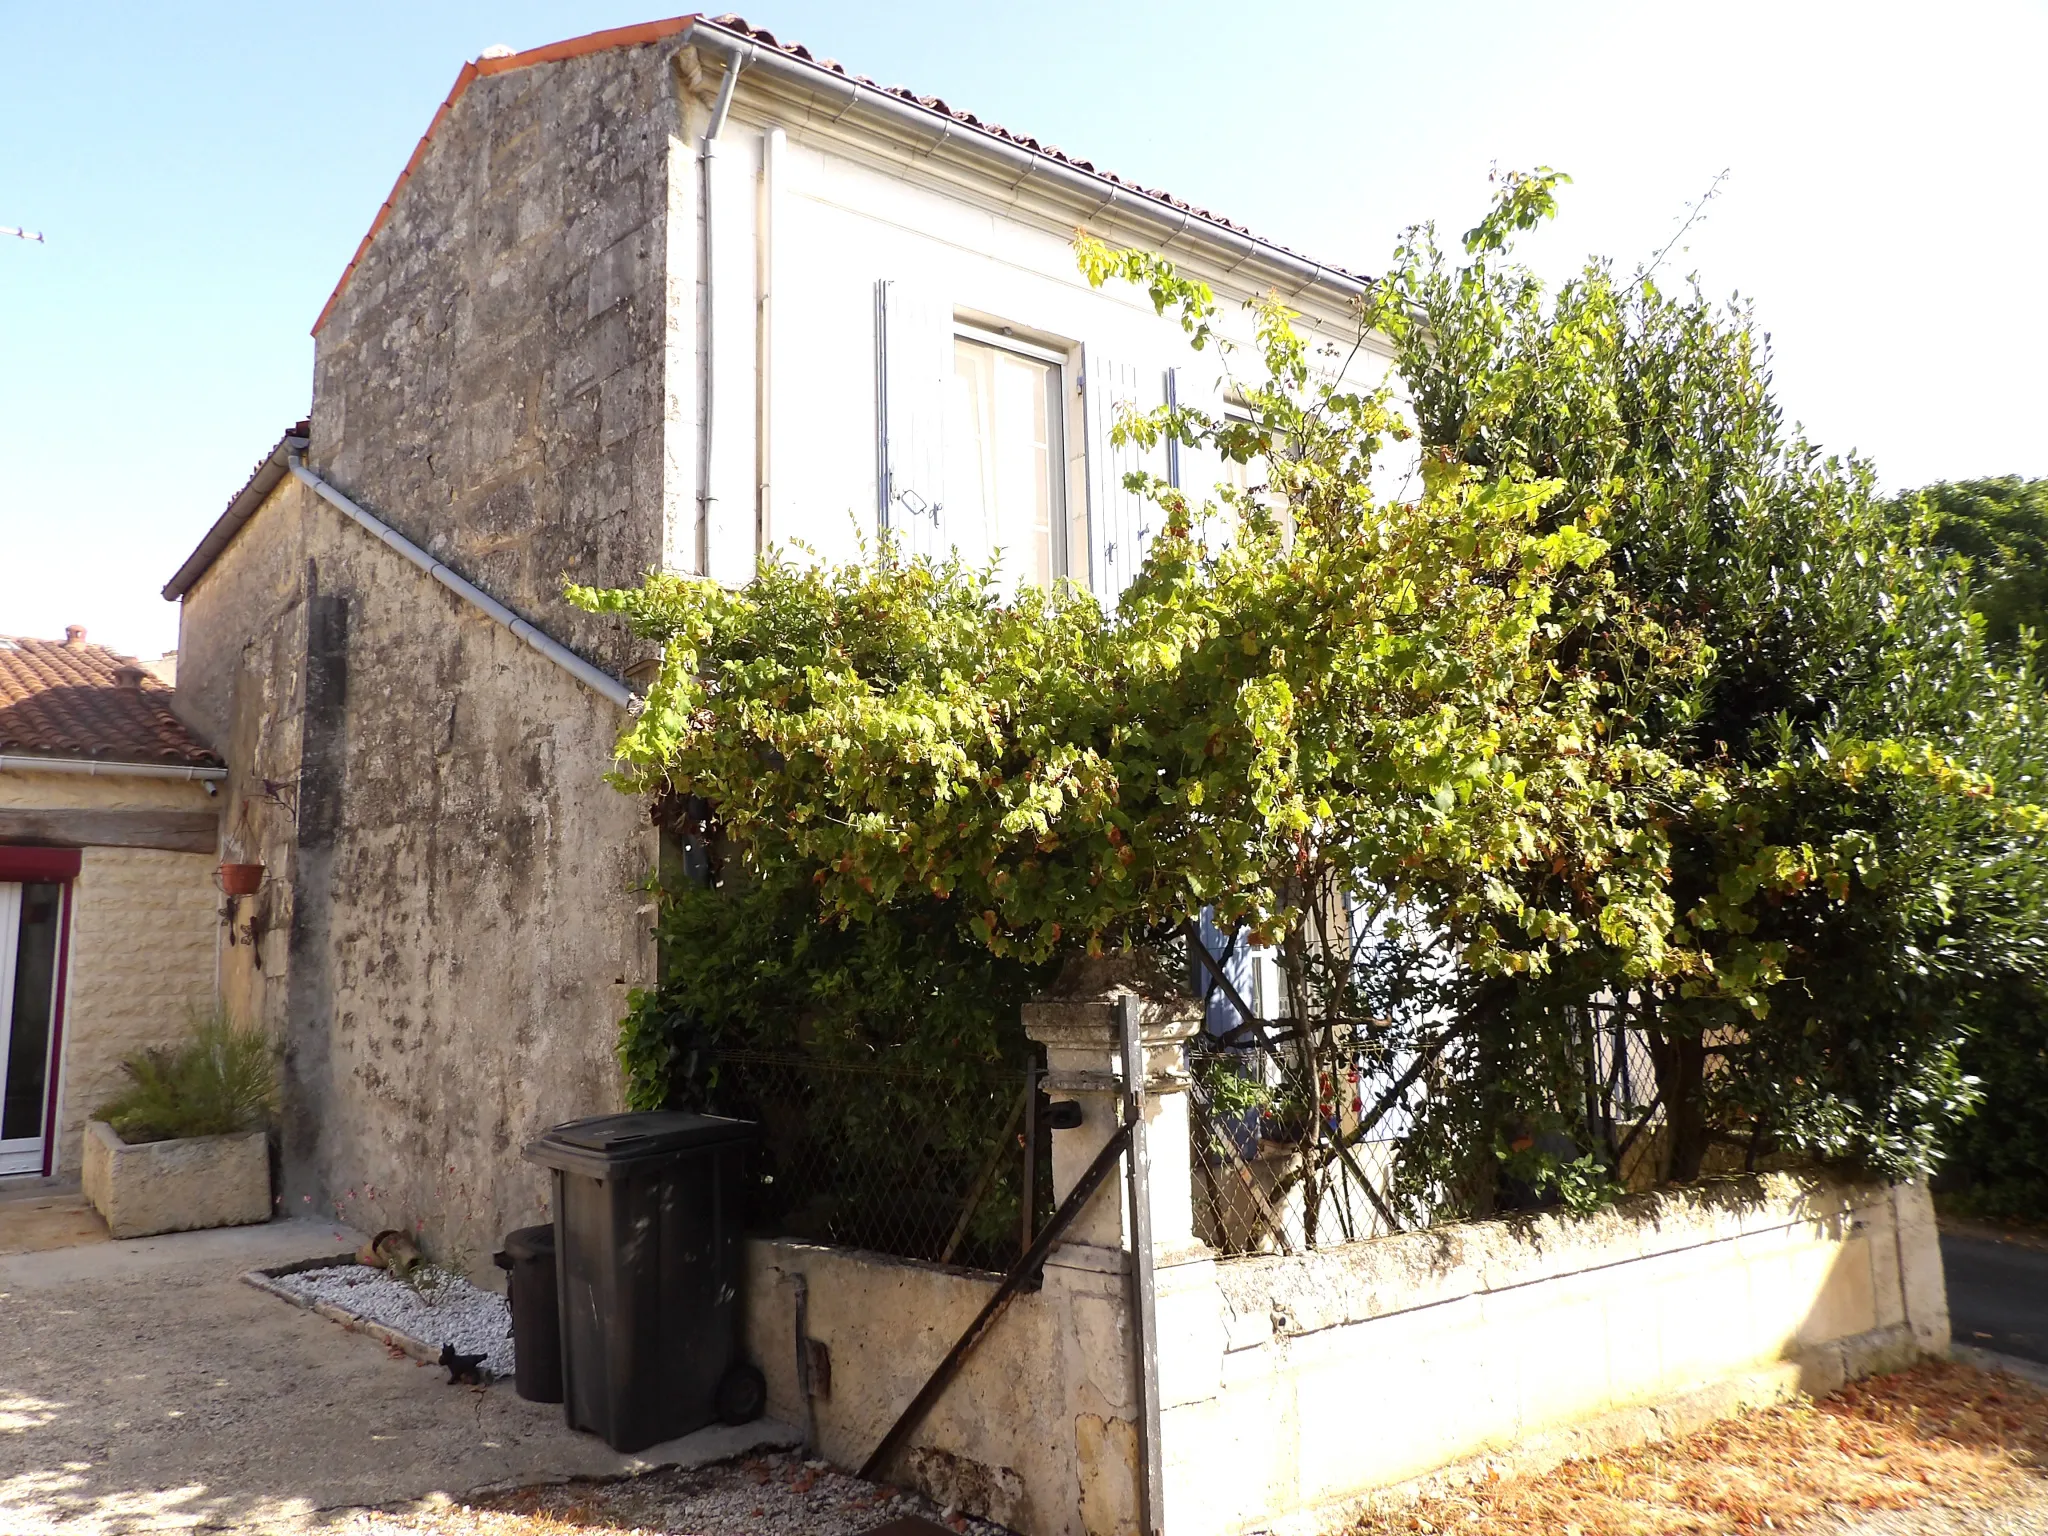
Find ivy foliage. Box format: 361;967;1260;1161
578;191;1687;998
575;174;2048;1208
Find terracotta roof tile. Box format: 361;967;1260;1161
0;636;220;768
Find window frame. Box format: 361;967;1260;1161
948;321;1075;587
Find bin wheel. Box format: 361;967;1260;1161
716;1362;767;1425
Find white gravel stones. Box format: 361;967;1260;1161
273;1263;514;1379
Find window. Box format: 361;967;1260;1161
946;329;1069;590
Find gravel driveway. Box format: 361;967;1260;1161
0;1218;796;1535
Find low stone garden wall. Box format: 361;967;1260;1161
738;973;1952;1536
1166;1175;1945;1534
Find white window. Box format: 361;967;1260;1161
947;327;1071;590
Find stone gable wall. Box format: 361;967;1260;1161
309;41;681;673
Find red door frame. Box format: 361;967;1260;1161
0;846;82;1177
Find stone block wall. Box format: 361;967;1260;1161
174;476;309;1070
743;968;1951;1536
0;769;217;816
174;462;655;1265
175;35;687;1260
309;38;683;674
53;846;219;1175
275;501;653;1263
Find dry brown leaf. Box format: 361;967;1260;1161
1347;1362;2048;1536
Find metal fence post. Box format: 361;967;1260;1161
1119;994;1165;1536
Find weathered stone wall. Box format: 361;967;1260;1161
748;1177;1948;1536
279;502;652;1262
176;465;655;1263
53;846;219;1176
175;476;310;1059
168;43;681;1261
309;40;682;669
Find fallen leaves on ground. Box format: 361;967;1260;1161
1348;1361;2048;1536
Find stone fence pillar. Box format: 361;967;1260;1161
1022;954;1225;1536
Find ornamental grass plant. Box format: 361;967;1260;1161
97;1005;277;1144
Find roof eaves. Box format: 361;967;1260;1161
683;16;1370;301
309;12;1369;339
163;422;312;601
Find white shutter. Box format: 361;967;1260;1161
874;280;950;562
1168;362;1235;551
1082;350;1168;603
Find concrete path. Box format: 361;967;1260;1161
1941;1226;2048;1366
0;1216;797;1535
0;1180;109;1257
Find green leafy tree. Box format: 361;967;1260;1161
1896;477;2048;653
1375;171;2048;1185
575;172;2048;1224
575;249;1679;987
1880;478;2048;1217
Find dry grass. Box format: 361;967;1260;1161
1348;1361;2048;1536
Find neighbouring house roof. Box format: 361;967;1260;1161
0;634;222;769
162;421;310;602
311;12;1368;336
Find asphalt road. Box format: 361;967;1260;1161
1942;1229;2048;1365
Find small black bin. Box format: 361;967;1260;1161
492;1223;563;1404
523;1111;762;1453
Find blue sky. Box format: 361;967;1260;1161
3;1;2044;658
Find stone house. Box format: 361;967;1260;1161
164;14;1380;1259
0;630;223;1179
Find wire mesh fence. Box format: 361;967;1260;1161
692;1049;1051;1274
685;951;1672;1271
1186;1001;1668;1259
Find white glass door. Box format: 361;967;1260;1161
0;881;63;1177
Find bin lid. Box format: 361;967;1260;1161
523;1110;754;1173
498;1222;555;1262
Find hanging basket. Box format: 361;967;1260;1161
218;863;265;896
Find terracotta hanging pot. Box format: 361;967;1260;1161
218;863;264;896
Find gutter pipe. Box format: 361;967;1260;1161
678;19;1367;305
688;31;754;576
0;754;227;783
285;453;634;711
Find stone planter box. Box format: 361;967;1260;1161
81;1119;271;1239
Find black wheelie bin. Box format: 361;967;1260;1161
523;1111;763;1453
492;1223;564;1403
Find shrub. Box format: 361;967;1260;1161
1941;977;2048;1224
97;1007;276;1144
615;854;1056;1266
